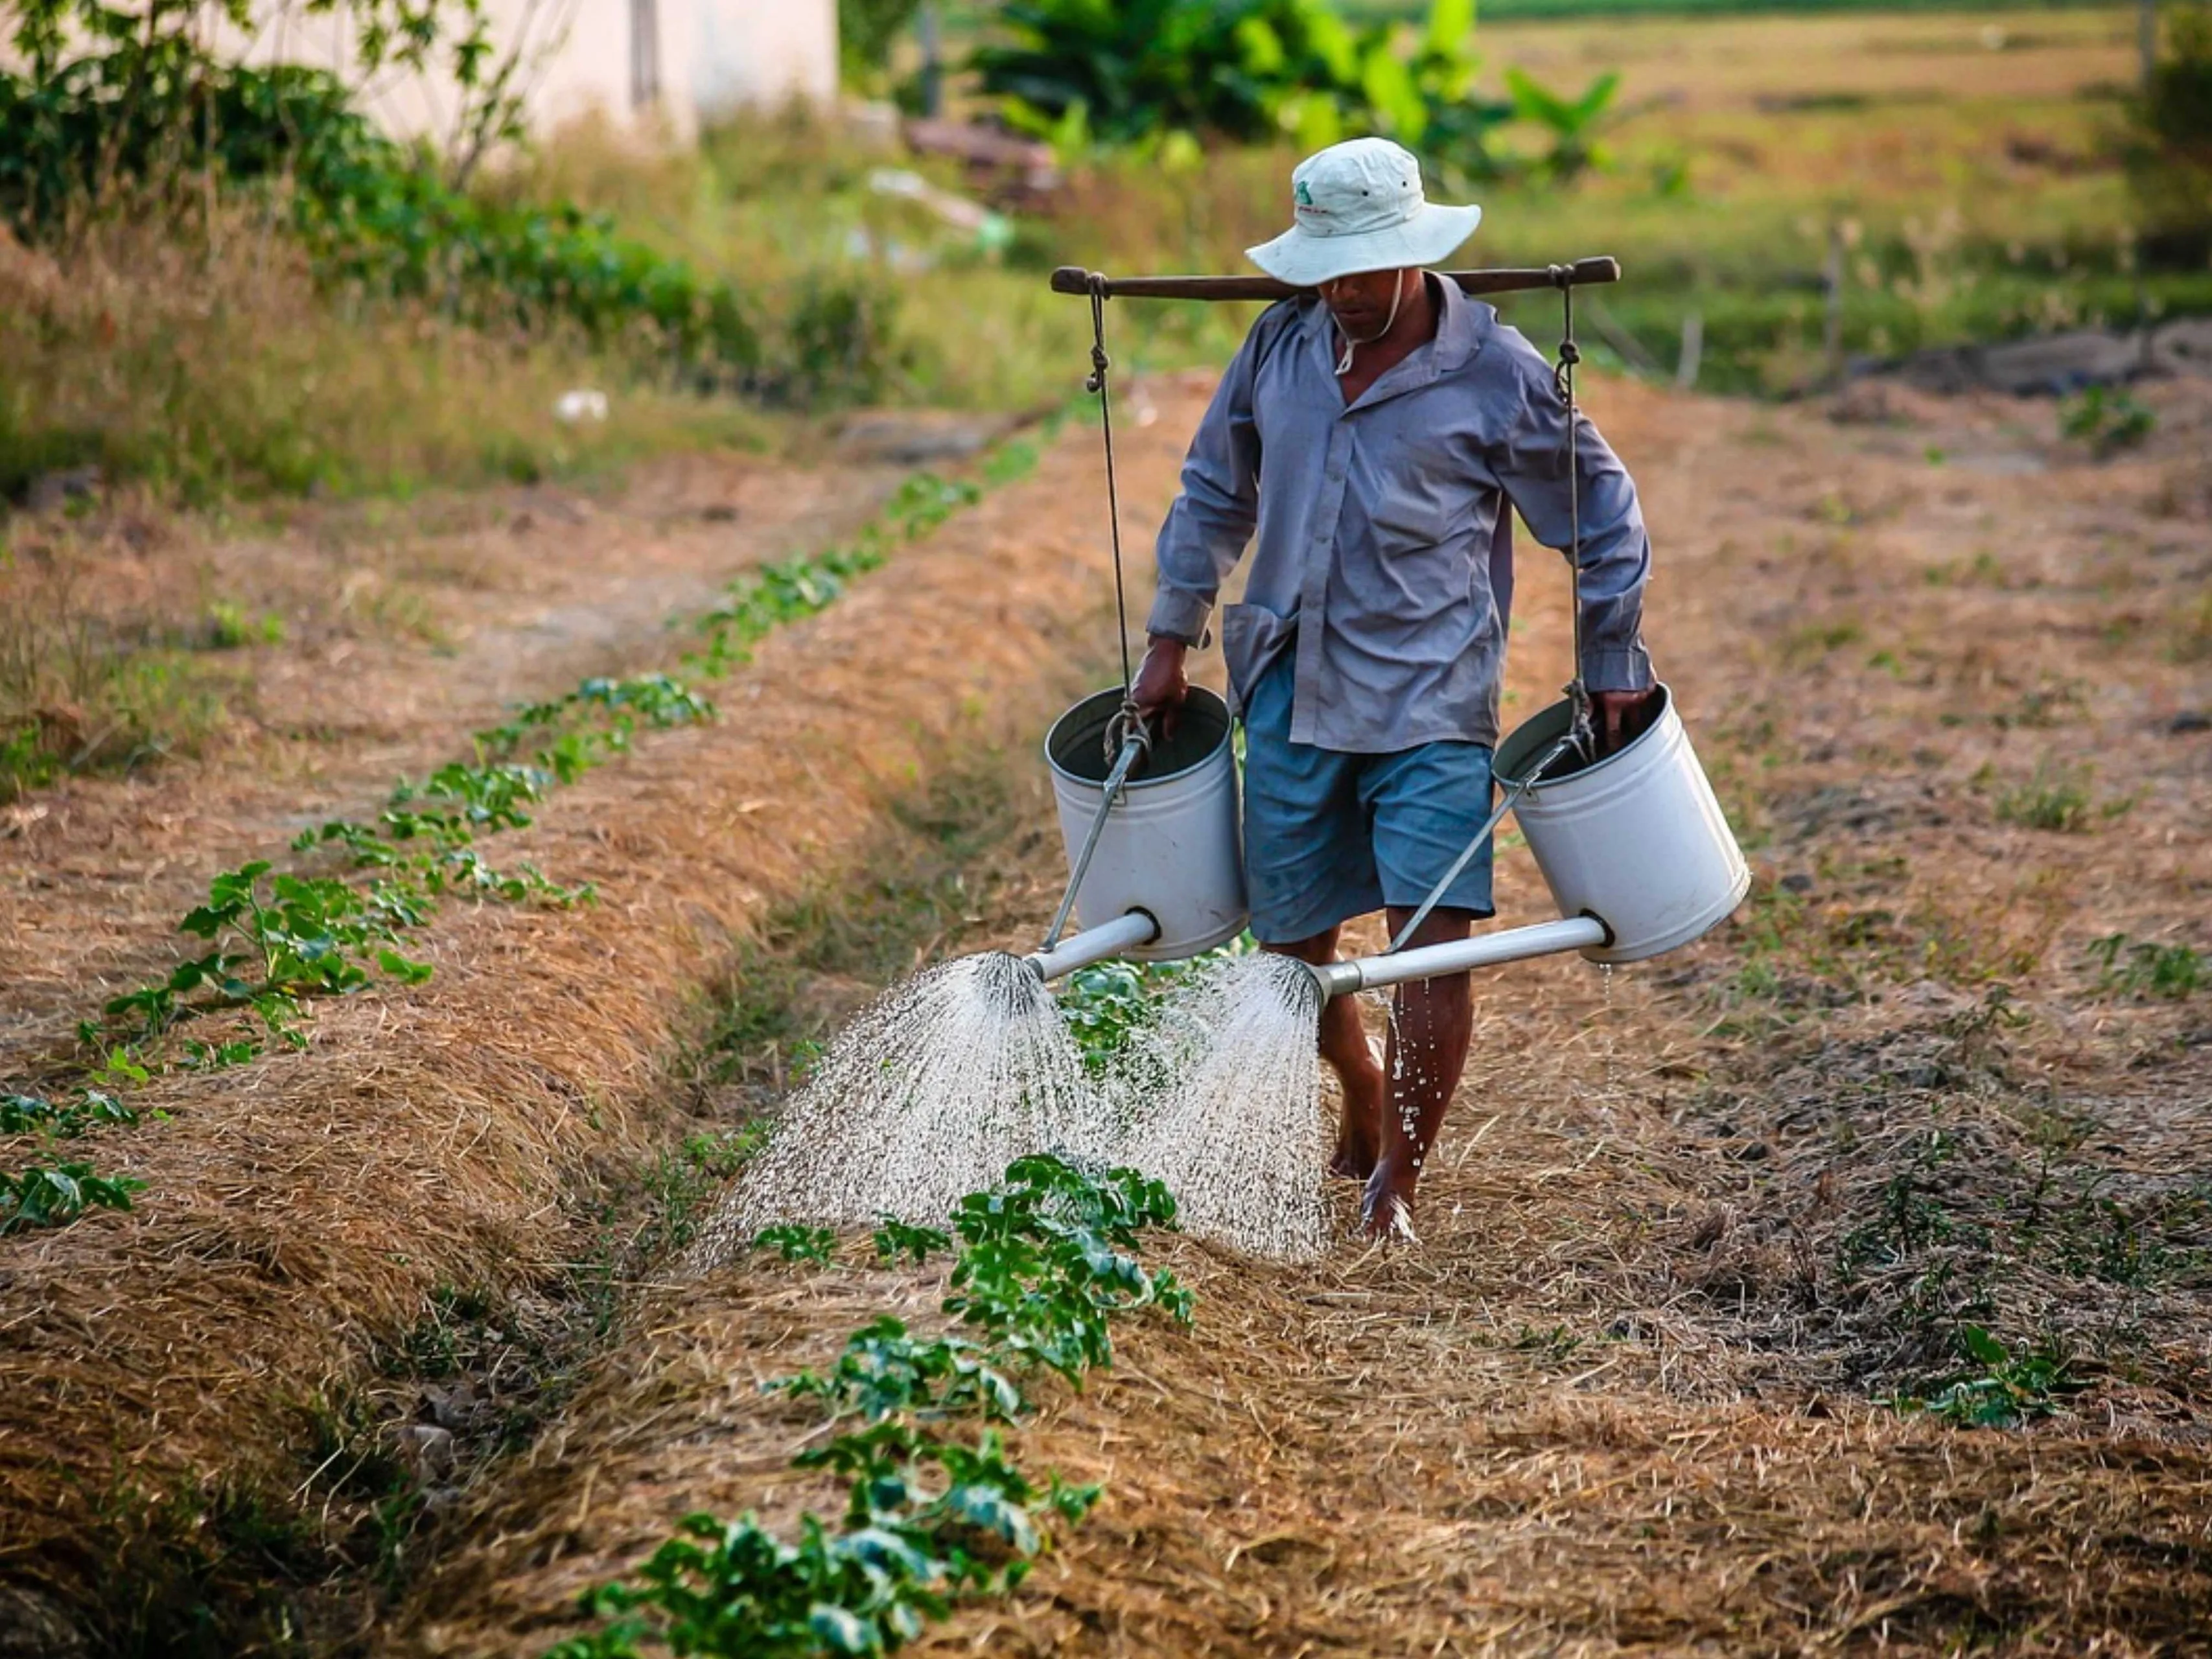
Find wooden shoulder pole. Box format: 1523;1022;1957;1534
1047;258;1620;301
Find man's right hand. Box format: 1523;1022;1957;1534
1130;636;1191;738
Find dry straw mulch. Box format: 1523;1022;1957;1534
0;381;1211;1634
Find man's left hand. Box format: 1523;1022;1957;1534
1590;688;1662;757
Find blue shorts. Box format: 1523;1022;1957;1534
1240;656;1496;945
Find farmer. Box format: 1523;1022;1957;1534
1130;137;1659;1241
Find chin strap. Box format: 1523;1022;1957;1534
1334;270;1409;377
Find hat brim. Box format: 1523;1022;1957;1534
1245;202;1482;288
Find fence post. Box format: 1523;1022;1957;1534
1823;223;1846;388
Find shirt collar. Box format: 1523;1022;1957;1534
1301;274;1487;404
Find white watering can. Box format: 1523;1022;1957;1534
1023;682;1749;997
1027;686;1246;980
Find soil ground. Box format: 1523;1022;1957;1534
3;355;2209;1653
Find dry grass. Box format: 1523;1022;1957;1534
0;213;755;509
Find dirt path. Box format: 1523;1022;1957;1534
0;448;904;1076
391;374;2212;1654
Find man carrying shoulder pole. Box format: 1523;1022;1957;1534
1130;137;1662;1241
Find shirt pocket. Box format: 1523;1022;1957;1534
1355;439;1463;553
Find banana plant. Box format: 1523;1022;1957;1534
1505;64;1622;183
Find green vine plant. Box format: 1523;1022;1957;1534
686;474;982;680
8;445;1027;1240
0;1088;150;1234
0;1161;144;1234
547;1156;1189;1658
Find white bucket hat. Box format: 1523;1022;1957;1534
1246;137;1482;288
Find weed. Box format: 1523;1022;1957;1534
2059;386;2156;456
2029;1170;2205;1288
2089;934;2205;999
1992;681;2086;730
1923;549;2006;588
391;1282;503;1380
752;1224;839;1265
638;1127;770;1257
0;532;243;796
203;601;285;649
1914;878;2068;988
1889;1324;2083;1428
1778;618;1865;666
1838;1131;1966;1282
2171;592;2212;664
1992;760;2096;833
1509;1323;1585;1362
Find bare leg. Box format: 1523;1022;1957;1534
1264;927;1384;1180
1360;907;1478;1240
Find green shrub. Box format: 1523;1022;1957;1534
841;0;926;88
0;60;769;388
974;0;1568;178
2130;5;2212;261
2058;386;2156;456
1887;1324;2082;1428
1993;761;2095;833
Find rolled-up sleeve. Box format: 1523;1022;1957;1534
1146;316;1268;644
1489;334;1655;692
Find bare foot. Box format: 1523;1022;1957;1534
1357;1168;1419;1243
1328;1055;1384;1181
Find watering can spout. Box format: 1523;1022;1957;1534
1023;909;1161;984
1307;914;1613;1003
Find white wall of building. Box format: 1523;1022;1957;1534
246;0;837;151
693;0;839;121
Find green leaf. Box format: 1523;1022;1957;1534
1425;0;1476;62
1958;1324;2008;1367
376;948;435;986
807;1605;878;1654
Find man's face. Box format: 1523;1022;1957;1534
1318;267;1408;336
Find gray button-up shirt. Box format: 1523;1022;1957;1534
1146;275;1655;753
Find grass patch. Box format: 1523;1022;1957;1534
2090;933;2206;999
0;525;251;797
0;216;762;511
1990;758;2133;833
